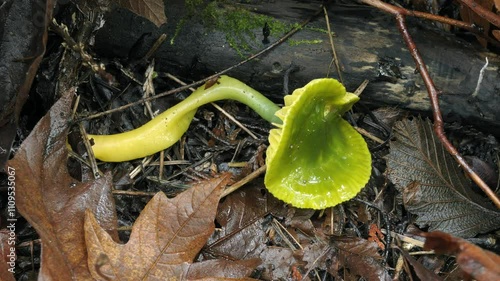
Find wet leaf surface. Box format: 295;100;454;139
386;118;500;237
204;182;294;279
85;174;258;280
423;231;500;281
332;237;391;281
258;247;297;280
8;91;118;280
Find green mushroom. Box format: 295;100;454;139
88;75;371;209
266;79;371;209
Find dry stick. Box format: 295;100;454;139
79;4;324;121
401;6;477;30
359;0;467;28
79;123;103;179
323;6;343;83
221;165;267;197
361;0;500;209
137;34;167;66
112;190;156;196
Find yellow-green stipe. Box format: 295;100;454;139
265;79;372;209
89;76;280;162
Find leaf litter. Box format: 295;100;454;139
6;88;500;280
6;90;258;280
4;2;500;278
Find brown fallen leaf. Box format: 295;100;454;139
113;0;167;27
205;182;292;280
332;237;391;281
423;231;500;281
386;118;500;237
8;90;119;280
459;0;495;47
299;236;390;280
207;182;285;257
397;248;443;281
368;223;385;251
258;247;297;280
85;174;259;280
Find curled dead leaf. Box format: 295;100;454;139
423;231;500;281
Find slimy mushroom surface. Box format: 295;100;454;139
265;78;371;209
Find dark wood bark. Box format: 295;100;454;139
94;0;500;135
0;0;54;169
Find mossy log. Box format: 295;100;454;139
94;0;500;135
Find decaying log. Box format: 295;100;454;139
93;0;500;135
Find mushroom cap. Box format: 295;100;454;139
265;78;371;209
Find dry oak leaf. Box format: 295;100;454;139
7;90;118;280
423;231;500;281
386;118;500;237
85;174;259;280
114;0;167;27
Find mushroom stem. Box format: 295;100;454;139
88;76;281;162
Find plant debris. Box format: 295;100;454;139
1;1;499;280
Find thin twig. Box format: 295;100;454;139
221;165;267;197
352;79;369;97
355;127;385;144
283;64;299;95
360;0;500;208
361;0;499;46
389;231;425;248
141;34;168;63
112;190;157;196
79;123;102;179
323;6;343;83
129;156;154;179
459;0;500;28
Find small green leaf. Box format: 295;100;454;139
265;79;371;209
